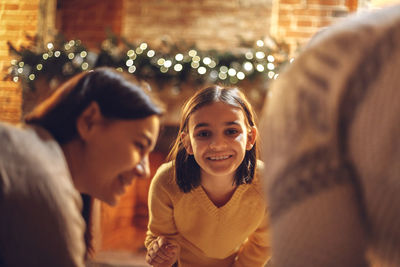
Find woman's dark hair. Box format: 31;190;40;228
25;67;164;257
168;85;258;193
25;67;164;144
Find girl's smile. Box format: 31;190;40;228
183;101;256;181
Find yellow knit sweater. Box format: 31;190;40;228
145;161;270;267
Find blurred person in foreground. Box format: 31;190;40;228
260;5;400;267
0;67;164;266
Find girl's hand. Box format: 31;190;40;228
146;236;180;267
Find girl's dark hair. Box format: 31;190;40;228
25;67;164;144
167;85;258;193
25;67;164;257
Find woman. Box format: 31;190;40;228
0;67;164;266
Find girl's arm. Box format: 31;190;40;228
145;163;180;266
233;211;271;267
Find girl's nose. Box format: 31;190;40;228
134;156;151;178
209;134;227;150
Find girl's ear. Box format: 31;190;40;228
246;126;257;151
76;101;104;141
180;131;194;155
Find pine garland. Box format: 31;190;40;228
6;33;291;92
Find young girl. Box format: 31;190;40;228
145;85;270;267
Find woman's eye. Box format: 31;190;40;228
135;142;146;151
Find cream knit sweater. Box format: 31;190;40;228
261;5;400;267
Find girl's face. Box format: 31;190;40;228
184;101;256;181
80;114;160;206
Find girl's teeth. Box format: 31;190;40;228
210;155;229;160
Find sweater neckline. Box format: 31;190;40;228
193;183;249;215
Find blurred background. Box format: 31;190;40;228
0;0;398;266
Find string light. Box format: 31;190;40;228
81;62;89;70
147;50;155;57
256;40;264;47
198;66;206;75
174;64;183;72
8;37;290;89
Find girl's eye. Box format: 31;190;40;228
225;128;239;135
196;130;211;138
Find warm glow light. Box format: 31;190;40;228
81;62;89;70
127;50;135;57
175;53;184;61
135;48;143;54
245;52;253;60
128;66;136;73
256;40;264;47
243;62;253;72
208;60;216;68
218;72;227;80
174;64;183;71
203;57;211;65
147;50;155;57
256;51;265;59
157;58;165;66
192;56;200;62
228;68;236;76
220;66;228;73
198;66;206;75
126;59;133;67
256;64;264;72
164;60;172;68
210;70;218;79
237;72;245;80
140;43;148;50
188;50;197;57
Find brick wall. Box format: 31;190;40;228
271;0;355;53
0;0;39;123
122;0;273;50
58;0;123;50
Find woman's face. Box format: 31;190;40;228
81;115;160;205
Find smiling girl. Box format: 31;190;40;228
145;86;270;267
